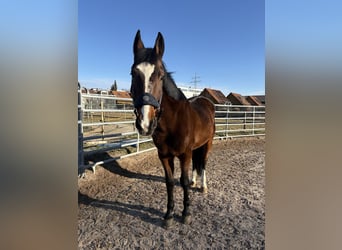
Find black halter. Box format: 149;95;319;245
133;92;161;109
133;92;163;128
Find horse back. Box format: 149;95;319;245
189;96;215;123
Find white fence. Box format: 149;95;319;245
214;104;265;139
78;87;265;173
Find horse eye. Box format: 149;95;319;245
132;72;141;82
152;71;163;80
158;71;164;79
131;68;140;77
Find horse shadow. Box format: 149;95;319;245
79;153;187;227
83;152;166;183
78;191;173;228
104;158;166;183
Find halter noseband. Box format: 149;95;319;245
133;91;163;125
133;92;160;109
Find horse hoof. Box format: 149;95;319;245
164;218;174;229
182;214;192;225
201;187;208;194
190;181;196;188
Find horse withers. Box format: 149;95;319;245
130;30;215;228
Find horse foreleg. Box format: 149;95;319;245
179;152;192;225
159;156;175;228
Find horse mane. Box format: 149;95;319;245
163;70;187;101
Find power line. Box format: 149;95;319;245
190;73;201;89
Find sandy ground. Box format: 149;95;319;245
78;137;265;249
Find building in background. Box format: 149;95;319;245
227;92;251;106
178;86;202;98
199;88;229;105
253;95;265;105
245;95;263;106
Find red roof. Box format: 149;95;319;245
227;92;251;105
199;88;228;104
245;96;263;106
111;91;131;99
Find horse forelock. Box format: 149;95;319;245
133;48;158;66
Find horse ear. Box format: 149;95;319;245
133;30;145;54
154;32;164;58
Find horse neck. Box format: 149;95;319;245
159;75;188;122
162;73;187;101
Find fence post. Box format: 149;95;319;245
244;110;247;130
78;84;84;170
252;106;255;135
137;131;140;153
100;92;105;140
225;105;229;138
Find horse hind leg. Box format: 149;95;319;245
190;168;197;188
191;148;202;188
202;139;213;193
201;164;208;194
194;142;212;194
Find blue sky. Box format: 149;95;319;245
79;0;265;96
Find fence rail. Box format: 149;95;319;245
78;88;265;173
214;104;265;139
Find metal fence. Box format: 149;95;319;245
78;87;265;173
214;104;265;139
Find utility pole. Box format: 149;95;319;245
190;73;201;89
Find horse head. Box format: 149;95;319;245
130;30;165;136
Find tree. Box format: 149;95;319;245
110;80;118;91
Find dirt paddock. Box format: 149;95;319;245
78;137;265;249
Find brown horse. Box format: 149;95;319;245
130;30;215;227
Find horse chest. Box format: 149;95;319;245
152;129;191;156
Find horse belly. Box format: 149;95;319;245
192;133;210;150
192;117;214;150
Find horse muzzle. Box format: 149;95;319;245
133;93;161;135
134;106;158;136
